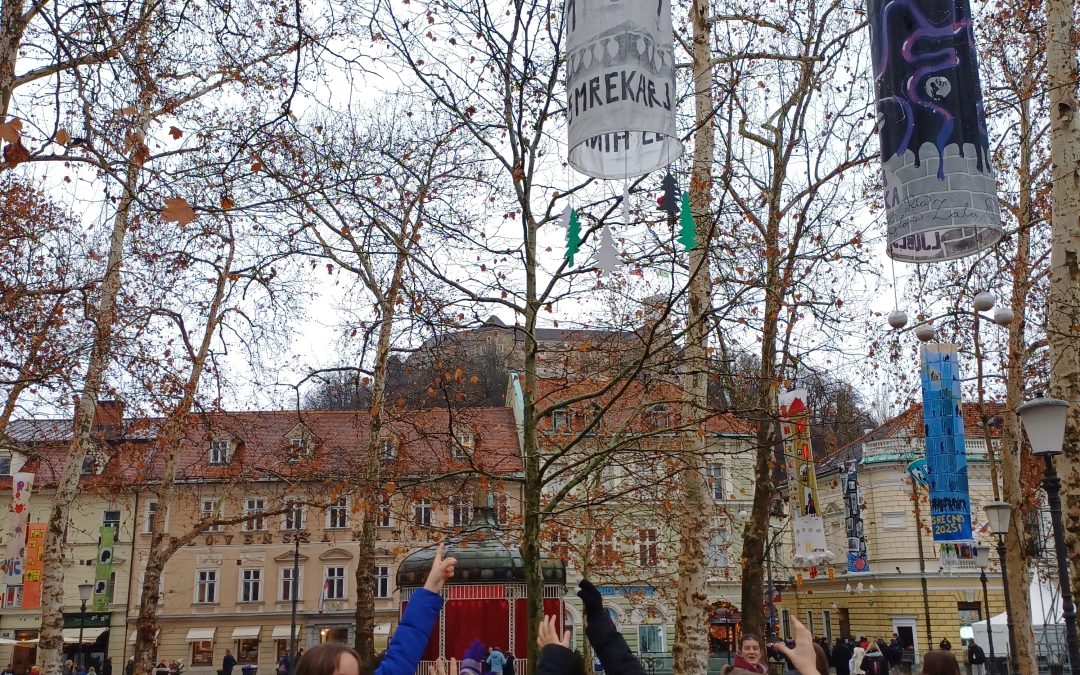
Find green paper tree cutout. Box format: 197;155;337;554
565;208;581;266
678;192;696;251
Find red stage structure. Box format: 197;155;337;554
396;504;566;666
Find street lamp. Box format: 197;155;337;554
975;547;996;674
985;502;1019;675
1017;397;1079;675
78;582;93;669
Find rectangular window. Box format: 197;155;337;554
236;639;259;664
639;625;664;654
102;510;121;531
280;566;301;601
550;529;571;561
244;498;266;532
594;527;616;565
324;567;346;600
209;439;230;465
451;495;472;527
551;408;571;432
240;569;262;602
708;464;727;500
81;456;96;475
494;493;510;526
374;565;390;598
638;528;658;568
781;609;791;640
600;464;619;492
413;498;432;526
958;602;982;646
327;497;348;529
453;430;474;458
107;571;116;602
191;641;214;666
283;501;304;531
707;529;729;569
145;501;160;534
201;499;221;532
378;438;397;461
823;609;833;642
805;611;814;637
194;570;217;604
377;495;392;528
0;456;10;475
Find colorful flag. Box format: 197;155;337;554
779;389;819;516
842;461;870;573
2;472;35;602
20;524;46;608
92;526;115;611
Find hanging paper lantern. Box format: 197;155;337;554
869;0;1003;261
565;0;683;179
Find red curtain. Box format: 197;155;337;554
512;599;564;656
443;599;510;660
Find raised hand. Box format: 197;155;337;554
423;542;457;594
427;661;446;675
537;615;571;650
771;617;818;675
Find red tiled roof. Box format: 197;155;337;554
4;407;522;489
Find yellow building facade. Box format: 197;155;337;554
775;412;1008;662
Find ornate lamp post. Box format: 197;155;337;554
78;582;94;669
288;529;308;675
975;547;996;674
985;502;1019;675
1017;397;1080;675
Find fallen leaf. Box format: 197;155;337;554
168;126;183;140
161;197;197;225
0;118;22;143
55;128;71;145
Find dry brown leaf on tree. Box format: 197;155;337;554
168;127;183;140
161;197;197;224
3;141;30;168
0;118;22;143
54;128;71;145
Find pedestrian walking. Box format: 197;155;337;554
486;648;506;675
833;638;853;675
222;651;236;675
967;642;986;675
503;653;515;675
863;641;886;675
125;658;135;675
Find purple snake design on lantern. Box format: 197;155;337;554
869;0;991;180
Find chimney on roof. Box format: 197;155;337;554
93;399;125;439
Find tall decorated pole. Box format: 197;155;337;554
867;0;1003;261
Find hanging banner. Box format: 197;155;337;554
792;515;833;568
564;0;683;178
2;472;35;591
919;343;974;542
779;389;819;516
20;523;46;609
868;0;1003;261
92;526;115;611
842;461;870;573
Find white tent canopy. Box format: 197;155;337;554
971;576;1065;657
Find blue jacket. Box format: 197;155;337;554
376;588;444;675
487;651;507;673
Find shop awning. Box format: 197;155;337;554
63;627;107;644
231;627;261;640
271;626;300;640
186;628;216;642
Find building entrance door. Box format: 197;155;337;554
839;608;851;639
892;617;919;669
